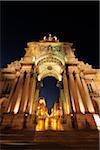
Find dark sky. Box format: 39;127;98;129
1;1;99;111
40;77;59;113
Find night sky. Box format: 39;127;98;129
1;1;99;111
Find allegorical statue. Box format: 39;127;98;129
50;102;63;130
36;97;49;131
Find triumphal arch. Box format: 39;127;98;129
0;34;100;131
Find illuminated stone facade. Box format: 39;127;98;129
0;34;100;131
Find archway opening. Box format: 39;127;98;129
39;77;60;114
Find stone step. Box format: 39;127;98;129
0;130;99;150
1;142;99;150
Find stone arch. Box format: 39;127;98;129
39;76;60;114
38;70;62;81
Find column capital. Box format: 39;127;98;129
80;72;85;79
19;70;25;75
73;67;80;74
57;81;63;89
68;70;73;74
33;72;37;77
16;71;20;77
26;70;31;74
26;72;31;78
33;66;38;73
37;81;41;90
80;72;84;76
74;70;79;74
68;66;74;74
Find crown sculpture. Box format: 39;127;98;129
41;34;59;42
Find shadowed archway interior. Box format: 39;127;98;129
39;77;60;114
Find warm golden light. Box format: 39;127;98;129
14;102;19;114
1;34;100;133
29;106;32;114
45;117;49;130
14;95;21;114
36;119;45;131
39;99;46;106
76;82;85;114
70;85;76;112
93;114;100;131
51;118;57;130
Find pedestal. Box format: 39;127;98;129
63;114;72;130
1;113;14;129
12;114;24;129
26;115;36;130
76;113;86;129
85;114;97;129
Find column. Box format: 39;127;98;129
19;72;31;113
92;97;100;114
68;69;81;113
59;89;64;115
10;72;24;113
6;81;12;94
60;89;66;115
69;82;76;112
81;76;96;129
26;70;37;114
0;80;5;93
92;99;99;114
75;72;89;113
75;81;85;113
81;78;95;113
25;68;37;130
0;79;5;96
63;69;71;114
32;84;40;115
2;79;8;92
5;77;18;112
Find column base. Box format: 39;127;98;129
12;114;24;129
63;114;72;130
85;113;97;129
76;113;86;129
1;113;14;129
26;115;36;130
